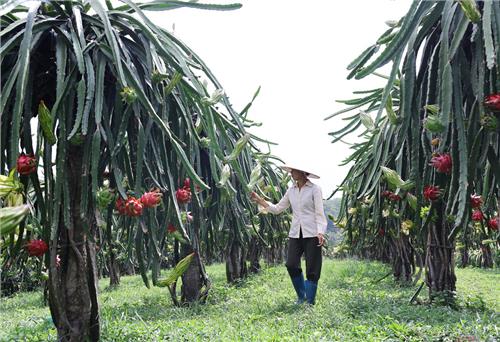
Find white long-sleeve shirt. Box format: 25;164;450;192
265;181;327;238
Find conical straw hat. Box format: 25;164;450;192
280;164;320;179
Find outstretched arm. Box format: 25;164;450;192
250;190;290;214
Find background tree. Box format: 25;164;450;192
0;0;289;339
328;0;499;302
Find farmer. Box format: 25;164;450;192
250;164;327;305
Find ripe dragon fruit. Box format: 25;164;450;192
176;188;191;204
381;190;400;201
423;185;441;201
487;217;498;231
115;197;127;216
125;197;143;217
430;153;452;174
470;194;482;209
471;210;484;222
167;224;177;233
381;190;392;198
480;114;498;131
120;87;137;104
27;239;48;257
140;190;162;208
484;94;500;112
389;193;401;201
16;154;36;175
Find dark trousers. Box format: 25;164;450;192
286;230;322;282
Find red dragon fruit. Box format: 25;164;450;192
389;193;401;201
140;190;162;208
167;224;177;233
125;197;143;217
430;153;452;174
471;210;484;222
423;185;441;201
176;188;191;204
487;217;498;231
27;239;48;257
16;154;37;175
115;197;127;215
484;94;500;111
470;194;483;209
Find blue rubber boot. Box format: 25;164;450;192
305;280;318;305
290;274;306;304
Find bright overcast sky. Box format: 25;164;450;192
149;0;412;198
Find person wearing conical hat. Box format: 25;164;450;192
250;163;327;305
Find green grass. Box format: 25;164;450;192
1;259;498;341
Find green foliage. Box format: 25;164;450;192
0;257;44;296
328;0;500;296
458;0;481;23
0;0;290;298
36;101;56;145
1;259;498;341
0;204;30;235
0;171;23;199
157;252;194;287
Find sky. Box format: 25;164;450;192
149;0;412;198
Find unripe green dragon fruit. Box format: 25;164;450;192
152;70;168;83
406;193;417;210
120;87;137;104
96;187;115;210
424;114;445;133
200;137;211;148
480;114;498;131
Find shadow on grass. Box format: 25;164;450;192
264;300;308;315
102;284;123;293
101;293;219;323
99;284;304;326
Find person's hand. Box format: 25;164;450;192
317;233;325;247
250;191;260;203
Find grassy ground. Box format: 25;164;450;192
1;259;498;341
